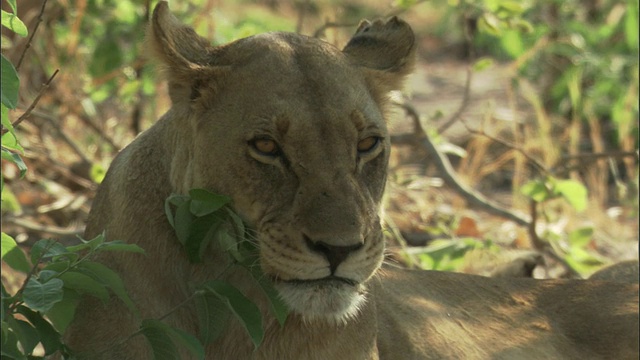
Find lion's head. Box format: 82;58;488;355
147;2;415;322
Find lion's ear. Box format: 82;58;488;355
343;17;416;100
146;1;226;104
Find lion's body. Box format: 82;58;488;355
64;2;639;359
375;267;638;359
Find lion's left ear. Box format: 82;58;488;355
342;17;416;102
146;1;229;105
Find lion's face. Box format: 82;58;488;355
191;34;389;321
149;3;415;322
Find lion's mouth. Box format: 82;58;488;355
282;276;359;287
273;275;367;322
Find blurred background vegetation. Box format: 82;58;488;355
2;0;638;284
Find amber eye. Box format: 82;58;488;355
250;138;279;156
357;136;380;153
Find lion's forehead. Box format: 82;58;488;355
225;32;371;100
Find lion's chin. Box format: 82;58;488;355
275;277;367;325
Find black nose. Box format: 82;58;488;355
305;236;363;274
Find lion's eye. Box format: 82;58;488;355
250;138;280;156
357;136;380;153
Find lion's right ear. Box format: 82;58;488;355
343;17;416;105
146;1;227;104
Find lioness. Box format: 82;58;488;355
65;2;639;359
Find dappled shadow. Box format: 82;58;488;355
374;266;639;359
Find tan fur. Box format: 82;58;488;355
64;2;638;359
589;260;639;284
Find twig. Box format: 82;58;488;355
436;8;479;134
2;69;59;135
552;150;639;174
527;200;546;250
130;0;150;135
394;97;584;278
384;0;428;17
461;120;548;176
65;0;88;55
15;0;49;71
437;66;473;133
91;58;146;88
30;110;92;165
313;21;358;38
295;0;311;34
24;149;97;191
77;114;121;151
8;240;59;308
393;97;532;226
3;217;84;237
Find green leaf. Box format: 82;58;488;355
568;227;594;248
565;246;605;276
4;0;18;16
15;305;62;355
499;29;525;58
1;232;31;273
1;327;26;359
142;319;205;360
194;291;231;344
520;180;550;202
202;280;263;348
1;183;21;213
248;267;289;326
184;213;223;263
30;239;70;265
188;189;231;217
472;57;494;72
498;1;525;14
66;233;106;253
58;271;110;303
2;103;20;146
39;270;61;283
90;163;106;184
97;240;145;254
216;228;242;263
41;261;71;276
1;10;28;37
625;0;639;50
89;35;123;78
478;13;502;36
567;67;582;112
2;282;9;323
140;319;180;360
553;179;588;212
45;290;80;333
1;54;20;109
22;278;64;313
164;193;189;229
1;148;27;177
174;199;195;245
76;261;139;317
6;317;39;355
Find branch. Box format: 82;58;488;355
295;0;311;34
552;150;639;174
393;98;583;278
2;69;59;135
35;110;93;164
384;0;428;18
393;97;532;227
461;120;548;176
15;0;49;71
313;21;358;38
3;217;83;237
437;66;473;134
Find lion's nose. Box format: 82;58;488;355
305;236;363;274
